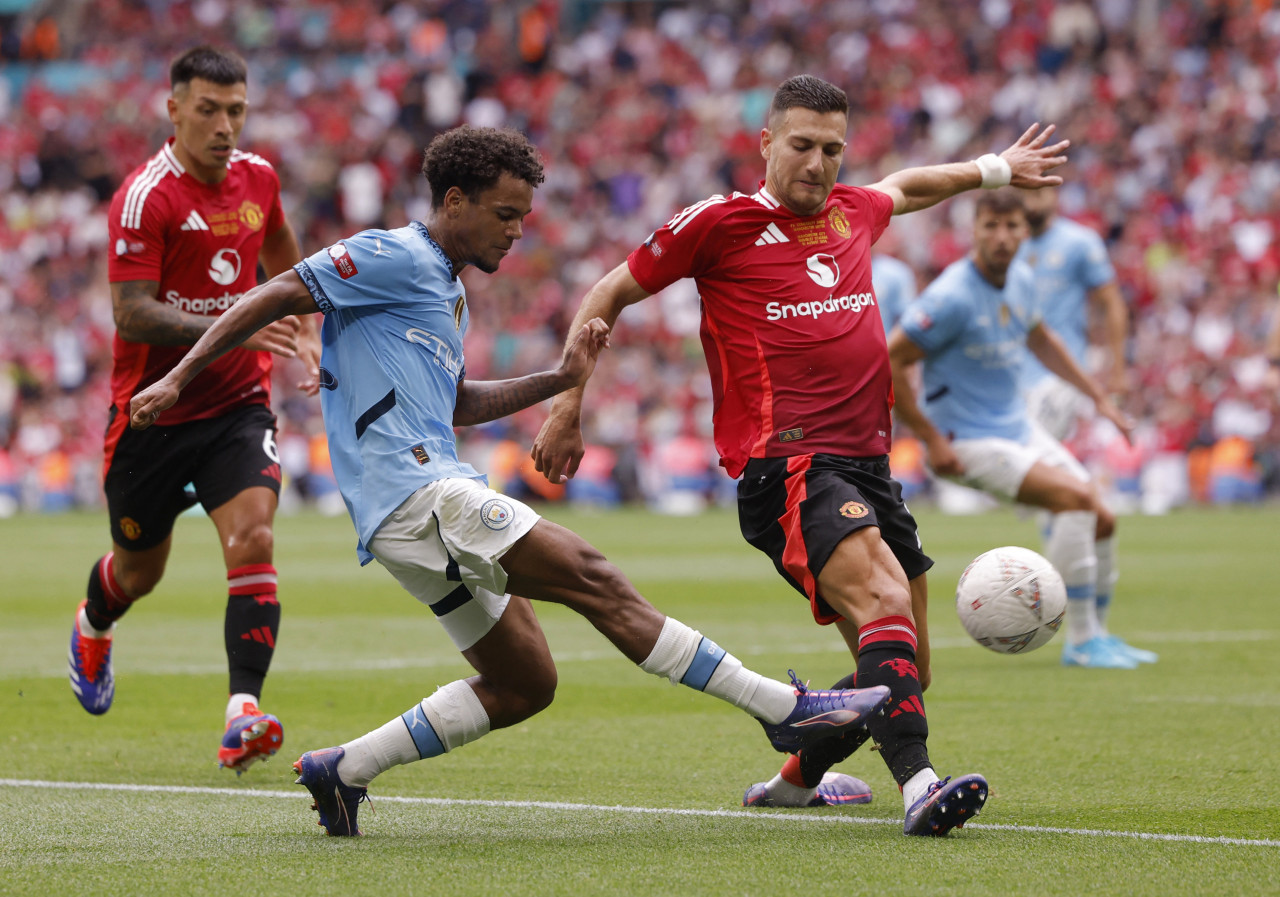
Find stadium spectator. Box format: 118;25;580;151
3;0;1280;510
127;124;891;837
65;47;320;779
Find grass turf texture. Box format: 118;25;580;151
2;505;1277;896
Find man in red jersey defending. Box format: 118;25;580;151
67;46;319;774
533;75;1067;835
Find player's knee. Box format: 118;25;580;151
226;521;274;560
498;664;557;722
1055;482;1094;512
1095;505;1116;539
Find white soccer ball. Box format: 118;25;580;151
954;546;1067;654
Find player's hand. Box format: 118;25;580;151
1002;123;1070;189
294;314;323;396
558;318;611;389
1097;396;1136;446
532;395;588;485
244;315;303;357
924;434;964;478
129;379;181;430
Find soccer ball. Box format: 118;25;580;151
954;546;1067;654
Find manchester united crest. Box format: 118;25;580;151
828;206;850;238
238;200;265;231
839;501;869;519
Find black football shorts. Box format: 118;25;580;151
737;453;933;624
102;403;282;550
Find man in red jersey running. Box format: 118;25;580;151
67;45;319;774
532;75;1067;835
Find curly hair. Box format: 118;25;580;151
421;127;546;208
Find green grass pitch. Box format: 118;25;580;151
2;505;1278;896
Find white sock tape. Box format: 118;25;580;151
974;153;1012;189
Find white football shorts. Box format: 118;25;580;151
1025;376;1091;442
947;420;1089;500
367;478;540;651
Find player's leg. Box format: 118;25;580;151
746;477;936;810
1012;432;1138;669
71;411;193;715
198;405;287;771
499;517;890;748
1089;491;1158;664
296;595;556;836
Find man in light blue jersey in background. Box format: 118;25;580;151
887;191;1154;669
128;125;890;836
872;250;917;336
1018;187;1130;440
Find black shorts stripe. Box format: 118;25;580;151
355;388;396;440
429;584;473;617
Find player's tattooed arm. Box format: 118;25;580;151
112;280;212;345
454;318;611;427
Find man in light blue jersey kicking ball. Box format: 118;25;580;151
887;190;1155;670
128;125;890;836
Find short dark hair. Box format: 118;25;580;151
421;127;546;208
170;45;247;89
769;75;849;124
974;189;1027;218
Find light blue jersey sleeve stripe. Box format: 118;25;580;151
400;705;445;758
680;637;726;691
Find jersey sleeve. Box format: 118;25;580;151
849;185;895;244
626;196;729;294
900;276;969;353
295;230;418;314
106;181;168;283
1076;228;1116;290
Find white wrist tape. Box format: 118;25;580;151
974;153;1012;189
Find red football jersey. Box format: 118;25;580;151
106;139;286;435
628;183;896;477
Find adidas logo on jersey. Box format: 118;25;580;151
754;223;790;246
180;210;210;231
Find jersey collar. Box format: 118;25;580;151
411;221;457;279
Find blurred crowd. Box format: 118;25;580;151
3;0;1280;517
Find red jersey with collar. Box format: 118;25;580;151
106;139;286;433
627;183;895;477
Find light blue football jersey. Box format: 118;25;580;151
899;257;1041;442
872;253;917;336
1016;216;1115;387
295;221;484;563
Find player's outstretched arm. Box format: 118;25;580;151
130;271;318;429
532;263;651;483
867;123;1069;216
1026;322;1135;443
454;318;611;428
886;327;964;477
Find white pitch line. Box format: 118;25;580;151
2;778;1277;848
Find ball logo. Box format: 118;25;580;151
805;253;839;288
839;501;869;519
208;249;242;285
480;498;515;530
